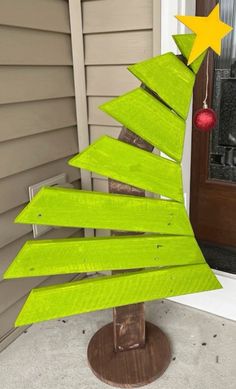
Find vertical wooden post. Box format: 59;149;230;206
109;127;154;352
87;117;171;389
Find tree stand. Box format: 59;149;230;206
87;127;171;387
87;306;171;387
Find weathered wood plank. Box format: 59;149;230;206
0;228;83;281
15;264;222;326
69;135;183;201
15;187;194;236
4;235;204;278
128;53;195;120
109;127;153;351
100;88;185;161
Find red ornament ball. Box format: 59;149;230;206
193;108;217;132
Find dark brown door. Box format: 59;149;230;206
190;0;236;273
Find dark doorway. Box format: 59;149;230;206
190;0;236;274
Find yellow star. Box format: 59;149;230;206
176;4;233;65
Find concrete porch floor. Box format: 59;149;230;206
0;300;235;389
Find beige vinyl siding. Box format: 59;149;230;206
82;0;153;33
0;66;74;104
81;0;158;237
0;26;73;65
0;98;77;143
0;0;81;349
0;0;71;33
0;157;80;214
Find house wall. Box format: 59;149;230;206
81;0;161;236
0;0;83;350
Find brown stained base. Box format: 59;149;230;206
87;321;171;388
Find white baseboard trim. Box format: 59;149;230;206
169;270;236;321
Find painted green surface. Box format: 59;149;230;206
4;235;205;278
172;34;207;74
7;34;220;328
69;136;183;202
100;87;185;162
15;187;193;236
15;264;222;326
128;53;195;120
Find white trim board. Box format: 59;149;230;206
160;0;236;320
69;0;94;238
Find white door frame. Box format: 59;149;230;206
160;0;236;320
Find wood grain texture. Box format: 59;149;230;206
128;53;195;120
15;187;194;235
0;272;80;338
4;235;204;278
0;228;82;281
100;87;185;161
82;0;153;33
0;97;76;143
113;302;145;353
0;0;71;33
85;30;152;65
87;322;171;387
0;26;72;65
0;66;75;104
109;127;153;352
69;135;183;201
15;264;222;326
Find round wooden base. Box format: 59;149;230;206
87;321;171;388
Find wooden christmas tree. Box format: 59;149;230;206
5;34;221;325
4;33;222;386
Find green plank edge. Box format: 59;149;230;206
15;187;194;236
15;264;222;326
4;235;205;278
172;34;207;74
128;52;195;120
99;87;185;162
69;136;183;202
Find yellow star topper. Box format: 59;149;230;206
176;4;233;65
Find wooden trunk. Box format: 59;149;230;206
87;126;171;387
110;127;153;352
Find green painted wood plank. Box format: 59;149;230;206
15;187;193;235
15;264;222;326
172;34;206;74
100;87;185;162
4;235;205;278
69;136;183;202
128;53;195;120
